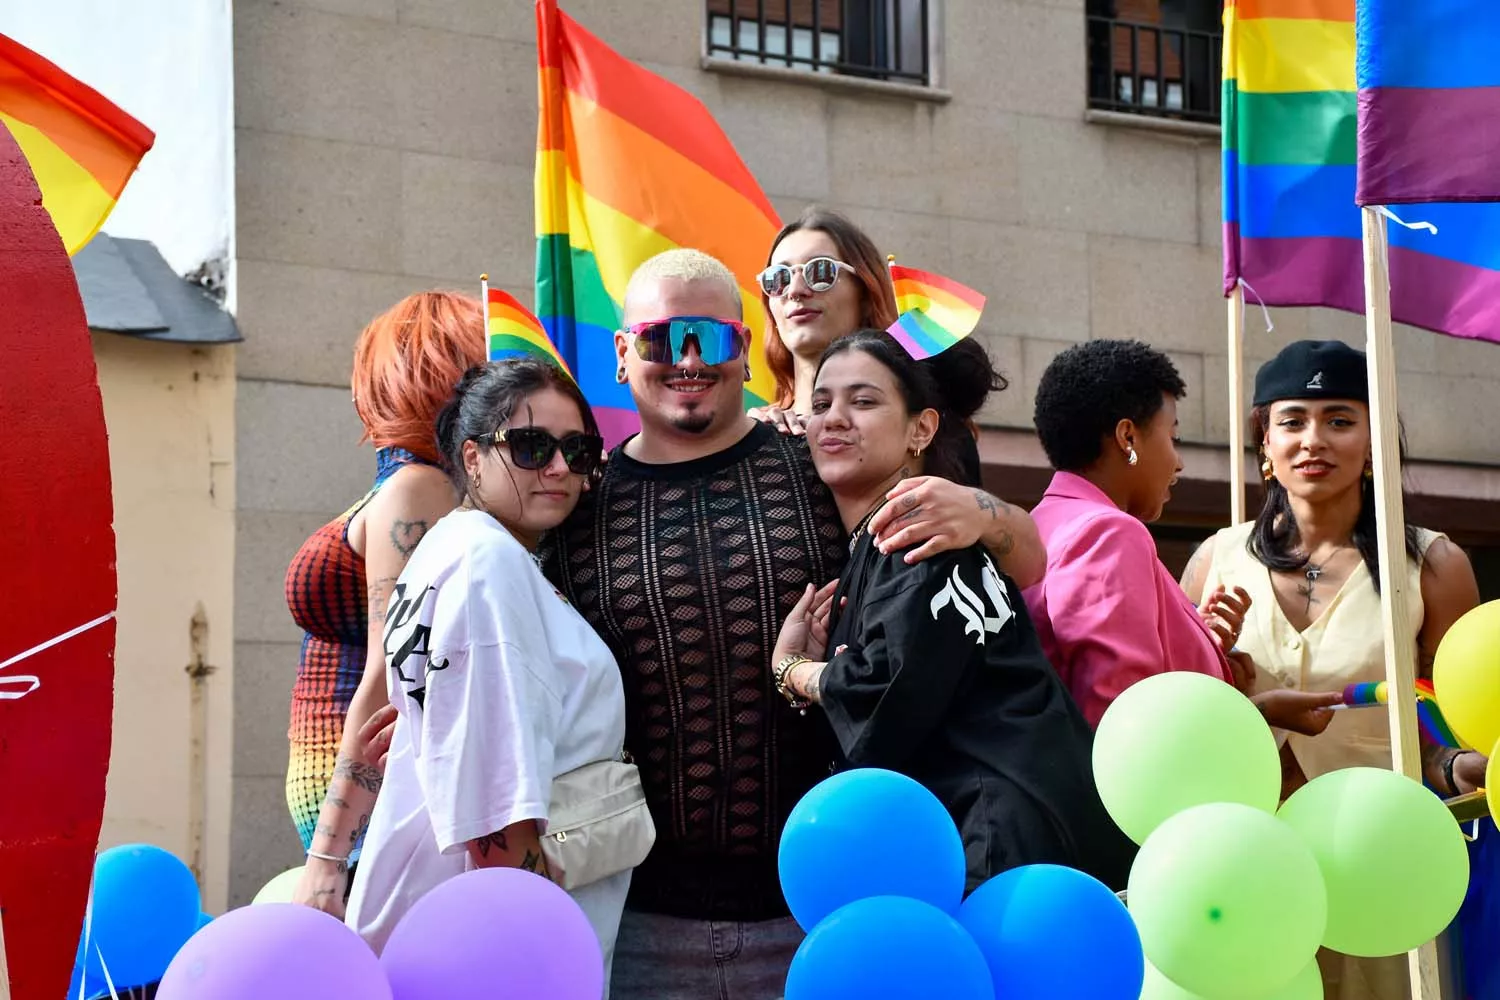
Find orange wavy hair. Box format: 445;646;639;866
762;207;899;408
351;291;487;463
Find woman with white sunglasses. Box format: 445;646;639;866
753;208;1047;588
754;207;899;433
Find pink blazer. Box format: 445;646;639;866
1022;471;1233;728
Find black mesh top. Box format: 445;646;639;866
542;421;847;921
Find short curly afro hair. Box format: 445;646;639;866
1033;339;1186;472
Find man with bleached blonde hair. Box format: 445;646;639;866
544;249;1035;998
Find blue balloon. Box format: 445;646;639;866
779;768;966;931
75;844;202;989
959;865;1144;1000
196;911;215;931
786;896;994;1000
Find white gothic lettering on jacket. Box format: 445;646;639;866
928;554;1015;644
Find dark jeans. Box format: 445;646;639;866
610;909;803;1000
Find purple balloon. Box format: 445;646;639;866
380;868;603;1000
155;903;391;1000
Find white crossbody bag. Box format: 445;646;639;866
540;755;656;890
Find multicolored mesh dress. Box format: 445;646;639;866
284;446;429;852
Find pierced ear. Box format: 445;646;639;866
911;407;941;455
1114;418;1137;456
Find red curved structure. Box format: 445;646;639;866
0;123;117;999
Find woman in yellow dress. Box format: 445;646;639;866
1181;340;1483;1000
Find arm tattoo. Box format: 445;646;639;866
367;575;399;623
804;664;824;705
991;530;1016;558
328;795;349;809
351;813;371;847
315;822;340;839
474;830;510;858
520;849;550;876
333;756;383;794
389;518;429;558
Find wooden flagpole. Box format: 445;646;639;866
1359;205;1440;1000
1227;284;1247;524
0;903;11;1000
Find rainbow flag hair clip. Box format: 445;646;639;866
1337;679;1460;748
886;262;986;361
481;276;572;377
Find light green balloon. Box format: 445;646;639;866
1093;671;1281;843
1140;957;1324;999
1278;766;1470;957
251;865;305;905
1128;802;1327;999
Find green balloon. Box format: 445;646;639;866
251;865;304;905
1093;672;1281;843
1140;957;1324;999
1128;802;1327;999
1278;766;1470;957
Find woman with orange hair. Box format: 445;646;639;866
284;291;485;912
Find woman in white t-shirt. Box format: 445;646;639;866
346;358;632;973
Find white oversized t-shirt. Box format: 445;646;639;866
347;508;631;970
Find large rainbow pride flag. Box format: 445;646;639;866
1222;0;1500;342
535;0;781;446
1355;1;1500;206
0;32;154;255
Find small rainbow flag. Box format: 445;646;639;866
886;263;986;361
0;32;154;254
482;278;571;376
1339;678;1460;748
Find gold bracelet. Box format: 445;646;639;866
774;654;812;711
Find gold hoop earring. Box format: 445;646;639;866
1262;456;1274;481
1126;447;1138;467
1364;461;1374;480
911;447;923;459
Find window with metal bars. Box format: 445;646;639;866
705;0;931;86
1086;0;1222;124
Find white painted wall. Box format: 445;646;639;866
1;0;233;281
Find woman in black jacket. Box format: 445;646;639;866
770;330;1134;892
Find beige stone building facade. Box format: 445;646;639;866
215;0;1500;902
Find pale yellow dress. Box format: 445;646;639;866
1200;521;1444;1000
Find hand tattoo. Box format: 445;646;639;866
333;756;384;794
520;849;551;877
475;830;510;858
390;519;429;558
973;490;1010;519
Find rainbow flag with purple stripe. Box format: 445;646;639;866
1355;1;1500;206
887;264;986;361
1222;0;1500;343
534;0;779;448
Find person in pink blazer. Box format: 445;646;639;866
1022;340;1340;733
